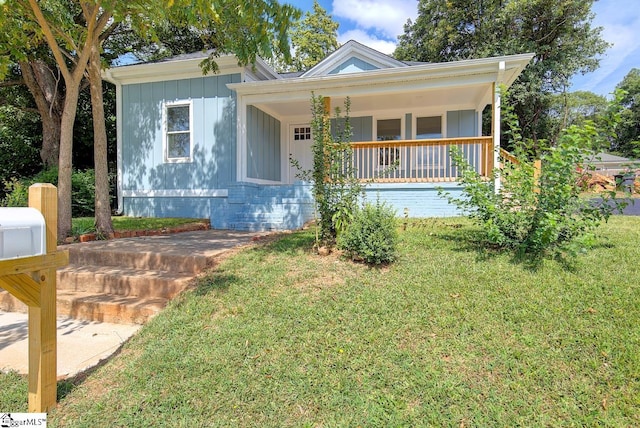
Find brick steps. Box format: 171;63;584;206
56;291;168;325
0;233;223;324
57;266;194;298
0;290;173;325
68;248;211;274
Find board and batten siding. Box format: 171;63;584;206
121;73;240;193
331;116;373;142
328;57;379;75
246;106;281;181
447;110;478;138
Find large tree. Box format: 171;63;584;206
0;65;42;185
0;9;65;170
614;68;640;157
0;0;299;239
266;0;339;73
289;0;339;71
395;0;609;147
547;90;609;141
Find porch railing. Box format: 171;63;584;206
350;136;494;183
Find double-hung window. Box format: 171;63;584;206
165;102;192;162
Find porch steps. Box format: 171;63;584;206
0;242;210;325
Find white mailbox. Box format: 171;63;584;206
0;207;46;260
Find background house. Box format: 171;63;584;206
105;41;533;231
589;152;637;177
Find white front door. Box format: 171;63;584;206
289;124;313;183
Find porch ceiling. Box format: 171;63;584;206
253;83;491;119
231;52;535;120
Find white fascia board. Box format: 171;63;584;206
230;53;535;99
253;57;282;80
103;55;244;85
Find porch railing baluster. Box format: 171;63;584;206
349;136;493;183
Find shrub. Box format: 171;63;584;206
440;100;627;260
1;177;29;208
70;169;96;217
338;200;398;265
1;168;58;208
1;168;97;217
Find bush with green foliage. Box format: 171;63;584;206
338;200;398;265
1;168;99;217
441;98;627;260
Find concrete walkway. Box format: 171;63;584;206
0;229;263;377
0;311;140;378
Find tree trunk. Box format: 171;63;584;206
58;82;81;240
19;60;63;167
88;45;114;236
23;0;98;241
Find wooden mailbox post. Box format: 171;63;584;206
0;184;68;412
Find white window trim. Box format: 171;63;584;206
163;100;194;163
413;114;444;140
373;115;405;142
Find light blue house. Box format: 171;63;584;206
105;41;533;231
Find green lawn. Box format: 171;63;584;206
71;216;207;236
2;217;639;426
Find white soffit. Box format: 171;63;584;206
229;53;535;99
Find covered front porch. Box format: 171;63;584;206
217;50;534;228
229;53;534;188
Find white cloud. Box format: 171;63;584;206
332;0;417;40
572;0;640;95
338;29;398;54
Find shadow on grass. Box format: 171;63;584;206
192;273;239;297
433;229;549;270
56;338;128;402
257;230;316;255
429;223;610;272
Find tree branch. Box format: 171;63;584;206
25;0;73;82
0;79;24;88
96;10;113;36
99;19;119;43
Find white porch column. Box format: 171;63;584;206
236;96;246;182
493;61;505;192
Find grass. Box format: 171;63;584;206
2;216;639;426
70;217;206;236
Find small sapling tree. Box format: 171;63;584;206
291;94;363;249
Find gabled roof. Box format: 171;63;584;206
588;153;632;163
301;40;408;77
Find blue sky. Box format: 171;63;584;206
285;0;640;97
